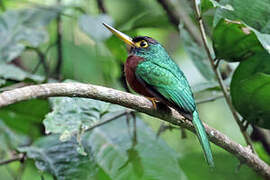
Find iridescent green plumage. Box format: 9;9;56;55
103;23;214;167
134;40;214;168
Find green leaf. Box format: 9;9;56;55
209;0;234;12
213;19;262;62
0;99;50;138
0;63;44;83
212;0;270;54
78;14;114;42
231;51;270;128
19;135;97;180
0;78;6;86
0;119;29;154
105;35;128;62
180;153;260;180
179;25;215;81
0;8;59;62
201;0;214;13
83;116;187;180
43;97;122;141
213;0;270;34
43;96;186;179
253;28;270;54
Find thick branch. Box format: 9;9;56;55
0;83;269;178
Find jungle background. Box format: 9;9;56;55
0;0;270;179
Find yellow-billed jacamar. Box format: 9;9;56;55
103;23;214;167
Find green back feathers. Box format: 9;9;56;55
135;43;195;113
133;40;214;167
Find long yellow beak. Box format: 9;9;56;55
103;23;136;47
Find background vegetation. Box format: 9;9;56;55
0;0;270;179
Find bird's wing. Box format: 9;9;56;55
135;60;195;113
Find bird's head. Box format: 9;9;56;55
103;23;168;60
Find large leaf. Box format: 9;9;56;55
252;28;270;54
212;0;270;53
213;0;270;33
19;135;97;180
78;14;114;42
0;63;44;83
180;153;260;180
231;51;270;128
0;99;50;138
83;116;187;180
0;120;29;154
179;25;215;81
213;19;262;62
43;97;122;141
43;97;186;179
0;8;59;62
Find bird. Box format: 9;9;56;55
103;23;214;167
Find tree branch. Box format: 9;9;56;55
0;82;269;178
26;47;49;78
54;0;63;80
192;0;256;153
96;0;106;14
0;154;25;166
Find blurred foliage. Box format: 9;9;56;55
0;0;269;179
0;63;44;84
19;135;97;180
213;0;270;53
213;19;262;62
231;52;270;128
179;25;215;81
211;0;270;129
0;7;60;62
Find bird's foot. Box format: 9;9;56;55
147;97;158;110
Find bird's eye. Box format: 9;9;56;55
135;40;148;48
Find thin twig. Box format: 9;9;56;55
0;82;269;178
196;94;224;104
96;0;106;14
85;110;132;132
0;154;25;166
54;0;63;80
26;47;49;77
192;0;256;153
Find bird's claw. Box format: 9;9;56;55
147;97;158;110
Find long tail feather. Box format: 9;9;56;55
192;111;214;167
